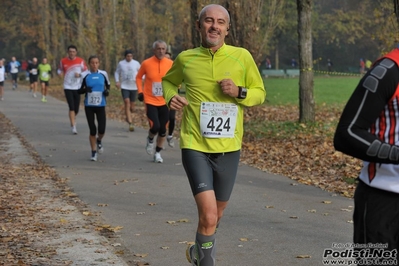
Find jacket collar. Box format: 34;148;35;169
199;43;226;56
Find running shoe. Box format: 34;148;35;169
97;140;104;154
154;152;163;163
72;125;78;135
186;244;198;265
167;136;175;148
0;97;3;101
91;152;98;162
33;93;37;98
129;123;134;132
41;97;47;102
146;137;154;155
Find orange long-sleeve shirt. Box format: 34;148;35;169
136;56;173;106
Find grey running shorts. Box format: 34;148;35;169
121;89;137;102
182;149;240;201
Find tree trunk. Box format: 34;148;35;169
297;0;315;123
41;0;49;54
111;0;119;70
225;0;282;65
395;0;399;25
275;46;279;69
190;0;199;48
130;0;139;53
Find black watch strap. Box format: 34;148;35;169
237;86;247;99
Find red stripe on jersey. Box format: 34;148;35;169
373;86;399;145
368;162;376;183
388;100;396;144
370;122;376;135
377;111;386;141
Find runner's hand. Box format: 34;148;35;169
217;79;239;98
138;93;144;102
103;89;109;97
169;95;188;110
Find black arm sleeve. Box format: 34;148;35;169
334;59;399;163
77;77;87;94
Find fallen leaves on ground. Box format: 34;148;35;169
240;105;359;198
0;164;79;264
0;112;144;265
0;117;70;264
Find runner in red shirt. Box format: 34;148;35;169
58;45;87;134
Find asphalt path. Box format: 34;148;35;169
0;83;353;266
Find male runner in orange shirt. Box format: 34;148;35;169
136;40;173;163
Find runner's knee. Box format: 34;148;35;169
89;126;97;136
149;127;159;135
199;211;218;229
98;123;106;135
159;128;167;137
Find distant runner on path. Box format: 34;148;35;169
38;57;52;103
27;57;39;98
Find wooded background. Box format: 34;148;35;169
0;0;397;74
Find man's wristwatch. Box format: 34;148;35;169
237;86;247;99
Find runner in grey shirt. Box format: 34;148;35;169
114;50;141;131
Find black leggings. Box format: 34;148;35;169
353;179;399;262
64;89;80;114
146;104;169;137
85;106;106;136
168;109;176;135
11;73;18;82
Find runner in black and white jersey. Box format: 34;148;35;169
334;47;399;261
114;50;141;132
